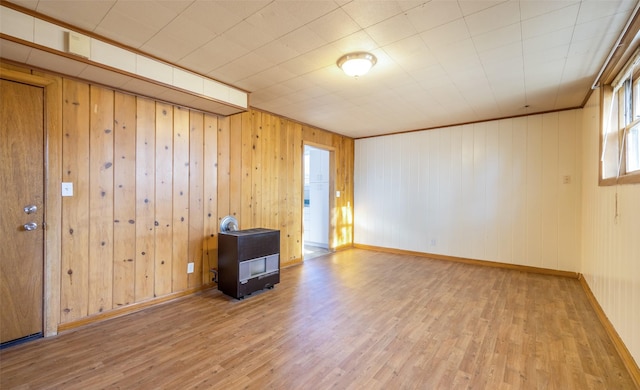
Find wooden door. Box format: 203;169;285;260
0;79;45;345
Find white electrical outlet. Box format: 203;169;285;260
187;262;194;274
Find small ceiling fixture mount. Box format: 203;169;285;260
337;52;377;77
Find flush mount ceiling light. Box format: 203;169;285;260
337;52;377;77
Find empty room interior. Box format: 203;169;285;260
1;0;639;388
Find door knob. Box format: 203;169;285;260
24;204;37;214
23;222;38;231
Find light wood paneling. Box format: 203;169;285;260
172;107;190;292
261;114;274;228
202;114;219;284
250;111;263;228
112;92;136;307
135;98;156;301
217;116;230;225
228;114;242;221
60;79;90;322
288;121;303;261
154;103;173;297
239;112;254;229
355;111;582;272
278;118;290;260
188;111;204;289
36;70;64;337
332;135;354;250
88;86;115;315
227;109;354;267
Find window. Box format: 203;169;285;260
601;54;640;185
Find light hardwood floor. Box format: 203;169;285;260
0;249;636;389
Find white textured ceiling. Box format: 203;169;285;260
5;0;639;138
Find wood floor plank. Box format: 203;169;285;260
0;249;636;389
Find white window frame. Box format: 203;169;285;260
600;50;640;185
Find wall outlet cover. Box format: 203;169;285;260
61;182;73;197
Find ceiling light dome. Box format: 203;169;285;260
337;52;377;77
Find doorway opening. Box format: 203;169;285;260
303;145;331;260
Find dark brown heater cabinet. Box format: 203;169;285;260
218;228;280;299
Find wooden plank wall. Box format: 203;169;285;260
2;63;354;327
61;79;90;323
226;111;354;265
62;84;218;322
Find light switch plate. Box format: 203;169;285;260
61;182;73;197
187;262;194;274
